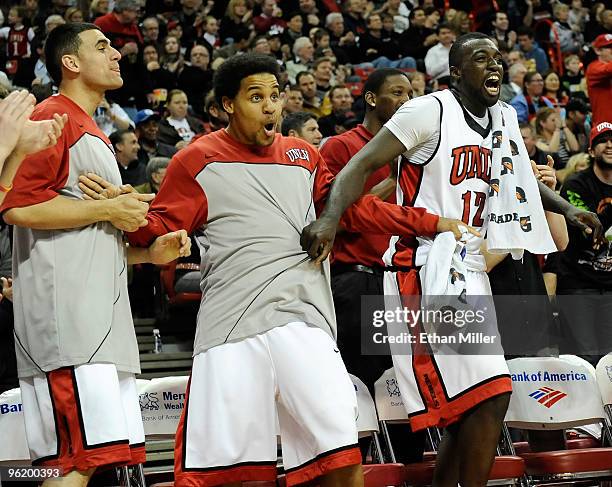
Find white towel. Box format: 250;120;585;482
419;231;472;331
485;102;556;259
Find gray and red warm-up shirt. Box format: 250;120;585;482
1;94;139;378
129;129;439;354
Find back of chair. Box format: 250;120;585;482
0;388;30;463
349;374;379;437
374;368;409;422
506;355;606;429
139;376;189;437
596;354;612;407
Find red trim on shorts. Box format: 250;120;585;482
35;367;140;474
284;446;362;486
396;270;513;431
175;464;278;487
408;376;512;431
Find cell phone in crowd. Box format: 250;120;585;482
559;108;566;121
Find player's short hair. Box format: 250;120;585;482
281;111;316;136
146;156;171;184
362;68;408;110
45;22;100;85
449;32;492;70
213;53;280;108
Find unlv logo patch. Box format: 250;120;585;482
286;148;310;163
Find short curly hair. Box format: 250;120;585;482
213;53;280;109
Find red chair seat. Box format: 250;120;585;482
404;459;436;485
513;437;600;455
363;463;407;486
404;456;525;486
489;456;526;479
170;292;201;305
513;441;530;454
520;448;612;475
151;482;277;487
567;437;600;449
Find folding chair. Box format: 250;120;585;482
137;376;189;486
0;387;146;487
375;368;525;486
374;367;439;463
349;373;407;487
595;353;612;446
505;355;612;484
0;388;30;465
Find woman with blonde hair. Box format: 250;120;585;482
220;0;253;42
535;106;579;168
89;0;108;21
556;152;590;185
449;10;471;36
64;7;84;23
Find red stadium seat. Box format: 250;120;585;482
513;436;600;454
158;261;202;307
354;66;374;81
276;464;407;487
404;456;525;486
520;448;612;478
346;82;364;97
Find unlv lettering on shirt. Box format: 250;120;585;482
449;145;491;185
286;148;310;164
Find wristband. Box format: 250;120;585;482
0;183;12;193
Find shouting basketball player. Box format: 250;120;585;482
301;33;601;486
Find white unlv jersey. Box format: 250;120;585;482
384;90;495;268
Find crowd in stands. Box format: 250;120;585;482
0;0;604;151
0;0;610;391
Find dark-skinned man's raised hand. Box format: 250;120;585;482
301;215;481;264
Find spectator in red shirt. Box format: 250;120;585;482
95;0;145;107
586;34;612;125
94;0;143;51
252;0;286;35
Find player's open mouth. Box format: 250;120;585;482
263;122;275;137
484;74;501;96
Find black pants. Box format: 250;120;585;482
557;288;612;366
332;268;425;463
